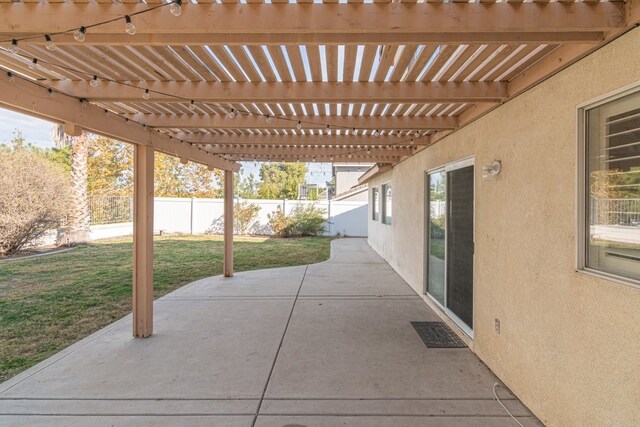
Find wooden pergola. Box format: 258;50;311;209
1;0;638;337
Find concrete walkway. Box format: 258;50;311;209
0;238;540;426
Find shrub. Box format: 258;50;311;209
289;204;326;236
234;201;260;235
267;206;291;237
0;149;71;256
267;204;326;237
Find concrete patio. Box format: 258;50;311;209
0;238;540;426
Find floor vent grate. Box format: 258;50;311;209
411;321;467;348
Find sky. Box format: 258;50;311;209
0;107;332;185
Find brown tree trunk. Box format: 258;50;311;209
67;134;91;244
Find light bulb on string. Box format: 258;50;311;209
8;39;19;55
373;130;380;137
169;0;182;16
347;153;352;159
124;16;137;35
265;115;273;124
28;58;38;70
45;35;56;51
74;27;86;43
89;75;99;87
143;89;150;100
410;138;415;146
227;109;235;119
352;128;357;136
296;121;302;130
7;72;15;83
189;100;197;111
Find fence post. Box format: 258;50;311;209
327;200;332;236
190;198;195;235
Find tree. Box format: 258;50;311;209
87;137;133;196
236;171;259;199
258;162;307;199
51;125;91;244
154;152;223;198
0;145;71;255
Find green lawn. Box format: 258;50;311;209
0;235;331;383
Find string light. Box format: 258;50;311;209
44;35;56;51
373;130;380;137
347;153;352;159
189;100;197;111
8;39;18;54
143;89;151;100
28;58;38;70
48;88;55;98
297;121;302;130
7;72;15;83
265;115;272;124
104;109;110;117
227;108;236;119
169;0;183;17
74;27;86;43
410;138;415;145
89;75;99;87
124;16;137;35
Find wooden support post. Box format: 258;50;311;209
224;170;234;277
133;144;154;337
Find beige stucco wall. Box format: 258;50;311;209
367;27;640;427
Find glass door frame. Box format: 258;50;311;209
424;157;475;338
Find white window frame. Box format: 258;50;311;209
424;156;475;338
371;187;380;221
382;182;392;225
576;81;640;289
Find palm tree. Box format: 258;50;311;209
52;124;91;244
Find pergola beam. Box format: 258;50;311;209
206;145;415;157
176;133;430;147
0;3;622;45
45;81;507;103
0;75;240;171
125;114;458;131
222;153;403;163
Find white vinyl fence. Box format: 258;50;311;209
85;197;368;240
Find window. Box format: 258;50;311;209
371;187;380;221
580;88;640;284
382;183;392;225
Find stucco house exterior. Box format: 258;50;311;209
361;28;640;426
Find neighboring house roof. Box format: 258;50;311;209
333;184;368;201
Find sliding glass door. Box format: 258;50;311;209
426;160;475;334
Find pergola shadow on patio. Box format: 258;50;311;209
0;239;540;426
